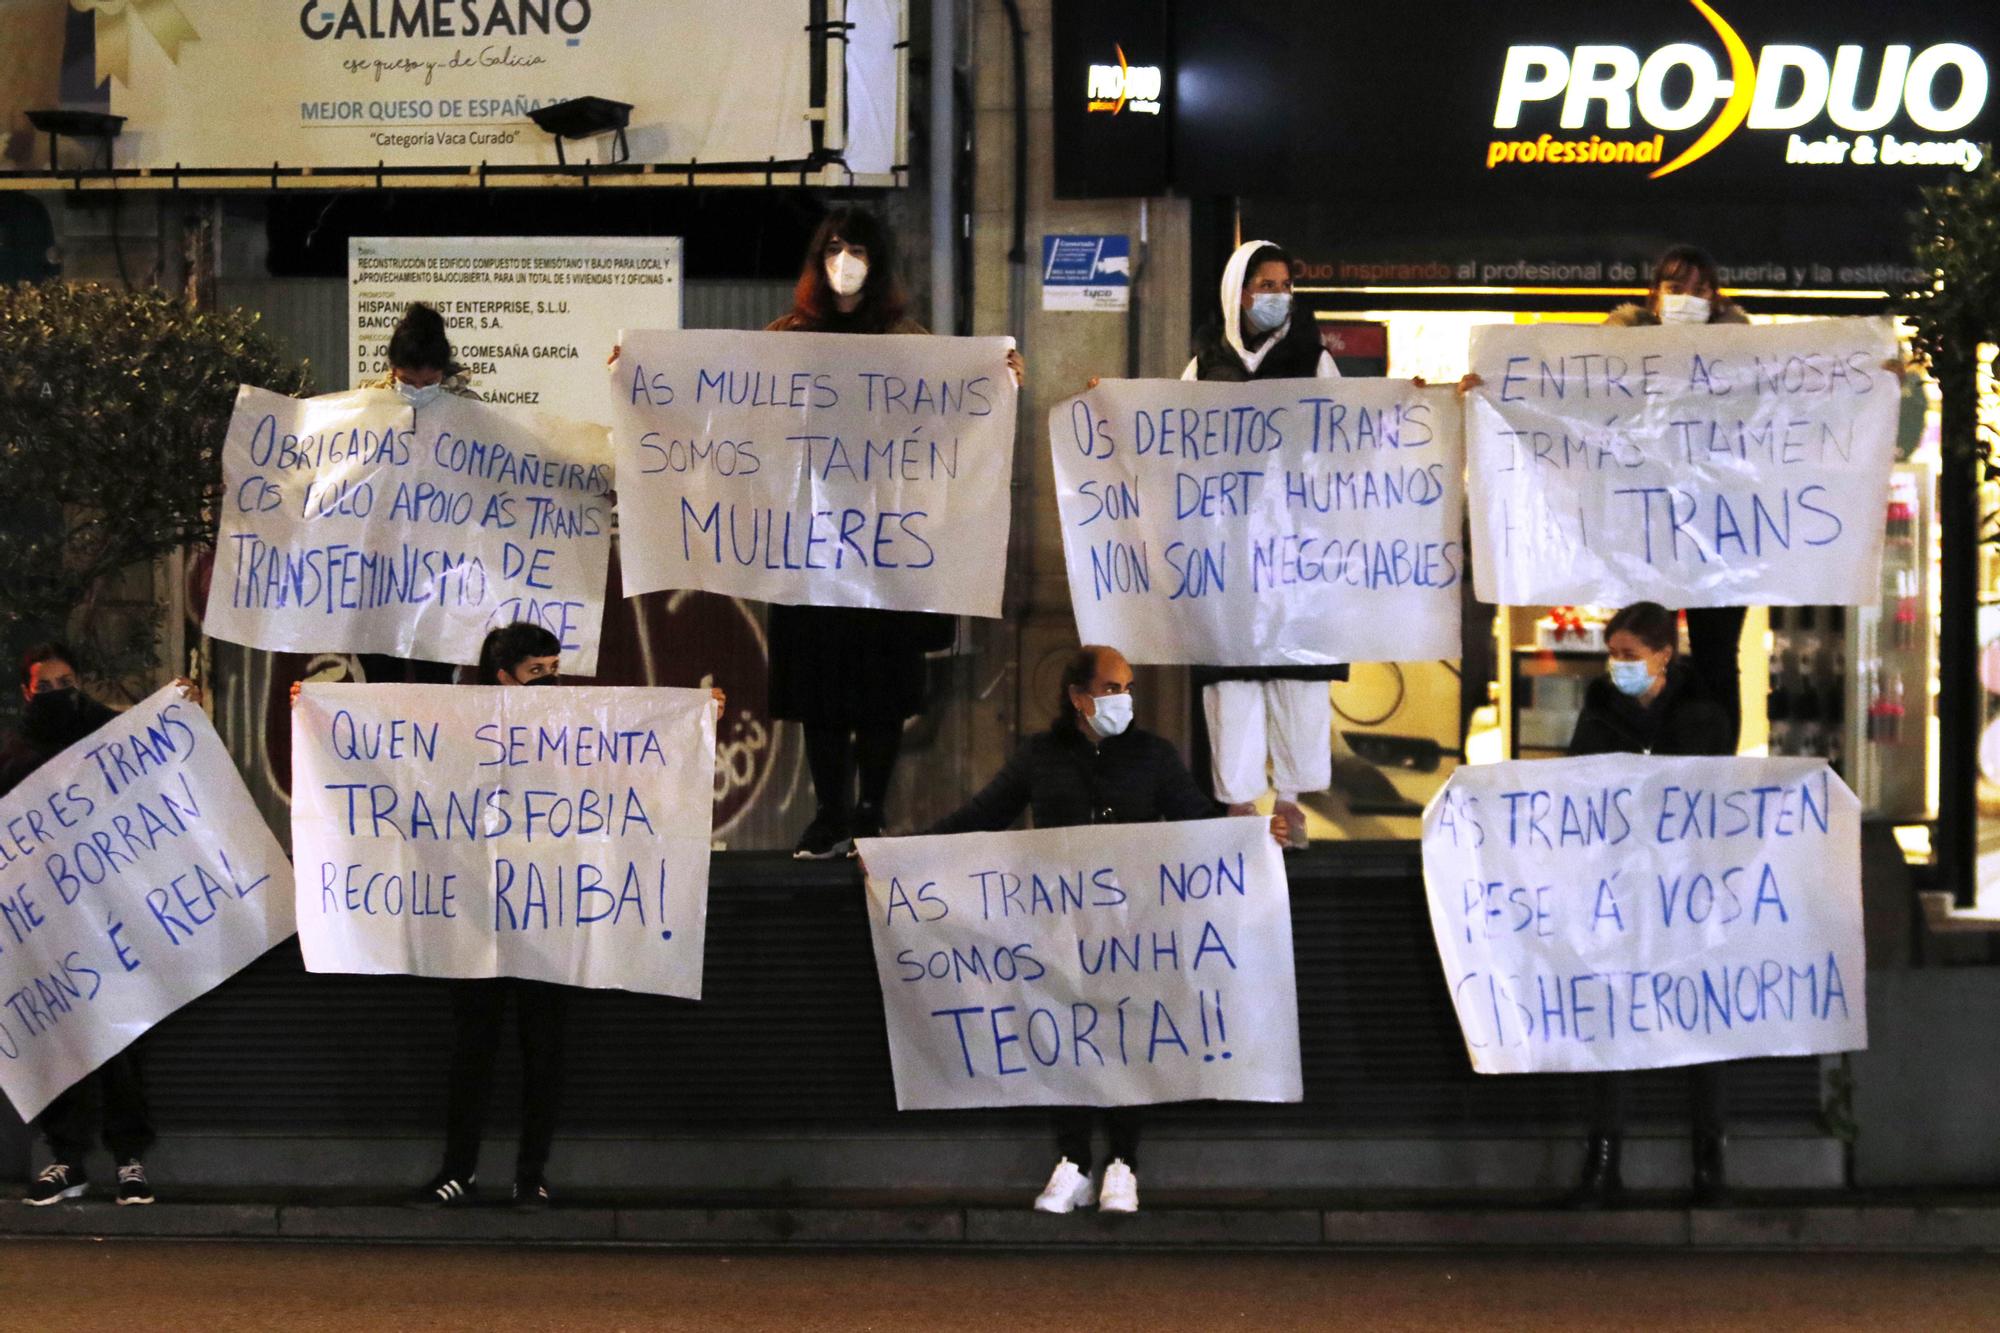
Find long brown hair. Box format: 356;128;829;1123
785;206;909;333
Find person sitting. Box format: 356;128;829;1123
927;644;1287;1215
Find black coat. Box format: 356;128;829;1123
929;721;1220;835
1567;658;1732;758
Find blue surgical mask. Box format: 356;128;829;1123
1087;691;1134;738
1244;291;1291;335
1608;659;1655;697
396;379;444;409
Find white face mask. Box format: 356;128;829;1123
1657;292;1712;325
826;251;869;298
395;379;444;408
1086;691;1134;738
1244;291;1292;335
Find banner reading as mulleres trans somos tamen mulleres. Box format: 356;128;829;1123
0;686;295;1120
1051;377;1464;666
1466;316;1901;608
608;330;1017;617
290;683;715;998
857;817;1302;1111
1421;755;1866;1074
205;386;613;674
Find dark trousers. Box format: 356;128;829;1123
443;978;569;1181
804;721;903;817
1684;605;1749;751
1053;1107;1143;1172
1589;1064;1727;1142
40;1049;154;1165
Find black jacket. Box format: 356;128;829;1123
929;721;1220;835
0;692;120;798
1189;311;1328;382
1567;658;1732;758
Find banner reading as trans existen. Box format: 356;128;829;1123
1051;378;1463;666
608;330;1017;616
1421;754;1867;1074
0;686;295;1121
857;817;1302;1111
1466;316;1901;607
205;386;613;674
290;683;714;998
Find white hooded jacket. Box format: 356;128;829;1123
1182;238;1340;381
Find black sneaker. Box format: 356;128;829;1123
24;1162;86;1206
409;1173;477;1209
792;812;852;860
115;1160;154;1206
513;1177;553;1212
848;802;886;851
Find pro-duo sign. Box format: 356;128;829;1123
1487;0;1987;177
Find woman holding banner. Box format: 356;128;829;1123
764;206;1024;860
1567;601;1735;1206
1604;246;1752;752
925;644;1288;1215
1183;240;1343;847
349;301;483;691
8;641;202;1207
295;623;724;1210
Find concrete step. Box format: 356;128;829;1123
8;1190;2000;1252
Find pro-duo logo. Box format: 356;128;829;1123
1087;44;1163;116
1488;0;1987;176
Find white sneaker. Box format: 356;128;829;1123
1098;1159;1139;1213
1032;1158;1096;1214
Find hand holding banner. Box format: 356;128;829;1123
1051;378;1464;665
290;683;715;998
0;685;295;1120
858;817;1302;1111
608;329;1017;616
1466;316;1900;607
1421;754;1867;1074
206;386;614;674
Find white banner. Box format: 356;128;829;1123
1421;755;1866;1074
205;385;613;675
1052;378;1463;665
15;1;836;170
350;237;682;425
0;686;294;1121
1467;317;1900;607
857;818;1302;1111
290;683;714;997
609;329;1017;616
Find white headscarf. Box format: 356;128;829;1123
1219;238;1289;374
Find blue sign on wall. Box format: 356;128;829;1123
1041;234;1131;311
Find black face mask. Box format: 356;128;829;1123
522;674;559;687
22;687;87;744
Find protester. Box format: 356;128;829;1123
1182;240;1343;847
5;642;200;1207
764;205;1024;859
344;301;484;690
1605;246;1752;751
925;644;1288;1214
291;622;724;1209
366;301;481;404
427;622;571;1210
1566;601;1735;1206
